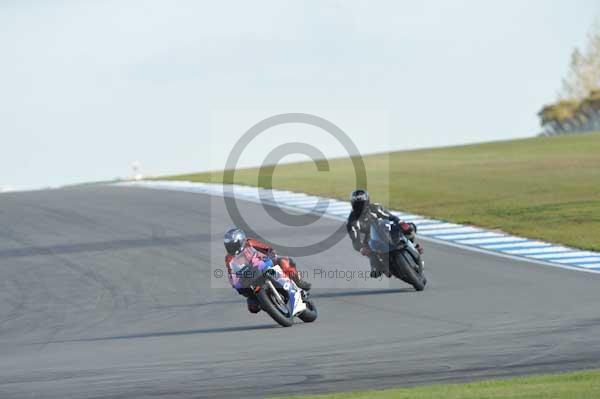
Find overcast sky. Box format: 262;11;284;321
2;0;599;189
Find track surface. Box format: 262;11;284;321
1;186;600;398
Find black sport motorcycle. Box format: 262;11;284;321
368;219;427;291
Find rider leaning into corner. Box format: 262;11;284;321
346;189;424;277
224;228;312;313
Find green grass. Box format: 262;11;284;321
167;132;600;251
271;369;600;399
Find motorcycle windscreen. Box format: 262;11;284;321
368;219;401;253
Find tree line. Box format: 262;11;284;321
538;22;600;136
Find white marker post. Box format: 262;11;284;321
131;161;143;181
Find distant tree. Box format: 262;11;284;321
578;89;600;131
539;22;600;135
538;100;580;135
559;22;600;101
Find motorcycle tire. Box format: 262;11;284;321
298;299;318;323
256;283;294;327
392;250;426;291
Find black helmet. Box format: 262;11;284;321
350;189;369;213
224;228;247;256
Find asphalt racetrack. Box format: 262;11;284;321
1;186;600;398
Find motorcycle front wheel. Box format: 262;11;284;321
256;282;294;327
392;250;427;291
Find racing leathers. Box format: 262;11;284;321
346;203;420;277
225;238;310;313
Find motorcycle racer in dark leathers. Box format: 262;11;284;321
346;189;423;277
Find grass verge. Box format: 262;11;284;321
167;133;600;251
272;369;600;399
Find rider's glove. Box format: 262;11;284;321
267;248;278;261
400;222;413;234
409;222;417;234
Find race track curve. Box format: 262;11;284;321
1;186;599;398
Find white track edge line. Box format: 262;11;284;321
115;181;600;276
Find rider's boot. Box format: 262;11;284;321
416;243;424;255
369;253;388;278
291;272;312;290
370;269;382;278
280;257;312;290
246;296;261;313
